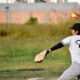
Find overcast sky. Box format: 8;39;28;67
0;0;80;4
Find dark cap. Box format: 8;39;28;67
70;23;80;31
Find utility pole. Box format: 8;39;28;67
7;0;8;3
5;0;10;25
64;0;67;3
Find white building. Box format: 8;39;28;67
27;0;35;3
0;0;80;4
0;0;15;3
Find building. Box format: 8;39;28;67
0;0;80;24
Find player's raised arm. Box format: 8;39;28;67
34;42;64;63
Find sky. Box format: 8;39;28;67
0;0;80;4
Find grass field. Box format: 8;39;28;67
0;20;79;80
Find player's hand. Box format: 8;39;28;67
34;50;47;63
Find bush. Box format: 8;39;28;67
0;30;9;37
26;17;38;25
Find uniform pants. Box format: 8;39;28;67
57;62;80;80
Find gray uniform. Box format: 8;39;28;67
57;35;80;80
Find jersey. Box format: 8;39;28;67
61;35;80;63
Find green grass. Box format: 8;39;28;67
0;20;79;79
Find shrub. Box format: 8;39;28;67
26;17;38;25
0;29;9;37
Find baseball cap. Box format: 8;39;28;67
70;23;80;31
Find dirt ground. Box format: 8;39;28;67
0;78;78;80
0;77;57;80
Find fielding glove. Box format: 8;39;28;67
34;50;48;63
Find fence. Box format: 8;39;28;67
0;3;80;24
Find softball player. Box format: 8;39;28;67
35;23;80;80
